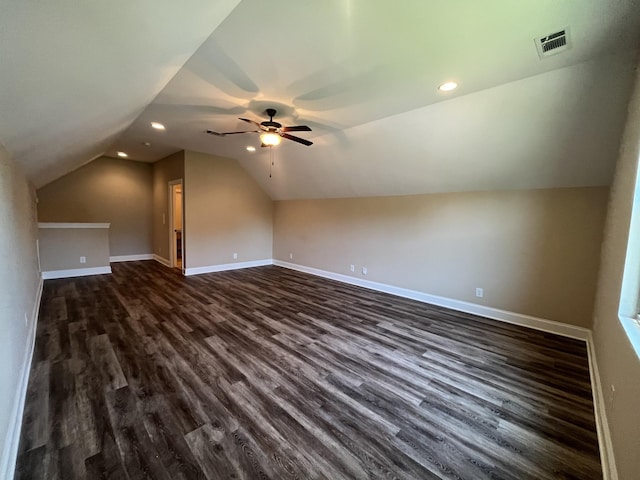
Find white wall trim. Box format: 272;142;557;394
110;253;154;263
273;260;591;341
185;259;273;276
38;222;110;229
41;266;112;280
586;333;618;480
273;260;614;474
1;276;43;480
153;254;171;267
2;260;611;478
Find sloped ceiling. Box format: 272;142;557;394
2;1;640;198
0;0;241;187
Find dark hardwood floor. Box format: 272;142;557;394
16;261;602;479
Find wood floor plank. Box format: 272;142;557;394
83;421;129;480
18;360;50;453
184;423;242;480
14;445;46;480
88;334;128;391
139;395;209;480
17;261;603;479
104;387;172;480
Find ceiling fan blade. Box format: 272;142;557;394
281;125;312;132
205;130;225;136
222;130;260;135
239;117;262;128
206;129;258;136
281;133;313;146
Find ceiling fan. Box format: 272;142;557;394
206;108;313;146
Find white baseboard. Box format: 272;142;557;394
153;254;171;267
586;334;617;480
110;253;154;263
273;260;590;340
1;275;43;480
1;260;612;477
41;266;112;280
273;260;612;474
184;259;273;276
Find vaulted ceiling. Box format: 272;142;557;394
1;1;639;199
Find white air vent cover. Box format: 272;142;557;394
535;28;570;58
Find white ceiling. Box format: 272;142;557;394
1;1;639;198
0;0;241;187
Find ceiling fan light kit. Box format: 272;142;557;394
260;132;281;146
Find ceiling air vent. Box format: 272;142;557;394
535;28;570;59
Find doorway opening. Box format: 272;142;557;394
168;180;183;271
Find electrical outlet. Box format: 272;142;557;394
350;264;355;273
362;267;368;275
80;256;86;264
475;287;483;298
289;253;293;260
233;252;238;259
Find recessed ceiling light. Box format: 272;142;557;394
151;122;165;130
142;142;151;147
117;151;128;158
438;81;458;92
246;146;256;152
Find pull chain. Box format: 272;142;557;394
269;145;274;178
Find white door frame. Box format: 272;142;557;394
168;179;184;271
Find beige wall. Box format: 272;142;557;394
37;156;153;257
0;145;41;477
592;58;640;479
152;151;184;261
274;187;608;327
184;151;272;268
38;226;110;271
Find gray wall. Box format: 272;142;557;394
37;156;153;257
0;144;41;477
592;58;640;479
184;151;273;268
274;187;608;327
38;226;110;271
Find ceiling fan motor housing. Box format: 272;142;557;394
261;108;282;128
